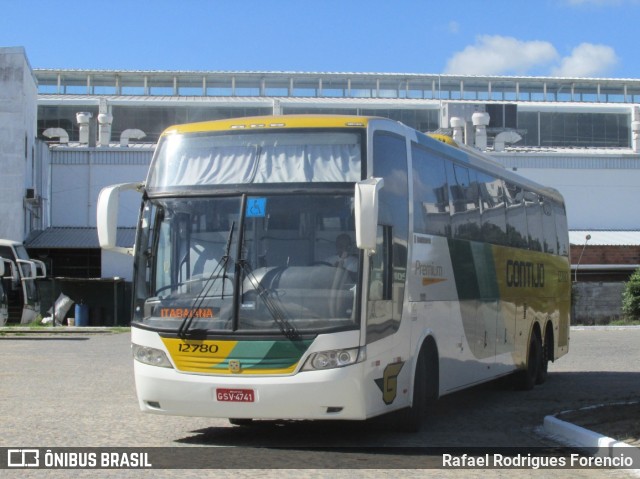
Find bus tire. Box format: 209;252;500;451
536;327;552;385
396;342;437;433
515;330;542;391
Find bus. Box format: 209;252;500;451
0;240;47;324
0;258;11;325
97;115;570;431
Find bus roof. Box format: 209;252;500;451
161;115;372;136
157;114;565;205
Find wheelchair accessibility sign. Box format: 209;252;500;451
246;198;266;218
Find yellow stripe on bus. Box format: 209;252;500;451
162;115;370;136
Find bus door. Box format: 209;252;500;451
357;129;410;412
365;130;409;349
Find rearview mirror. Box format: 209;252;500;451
354;177;384;253
97;182;143;255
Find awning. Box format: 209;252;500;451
25;227;136;249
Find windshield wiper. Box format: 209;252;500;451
175;219;299;341
178;222;235;339
238;260;299;340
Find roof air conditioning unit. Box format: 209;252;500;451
25;188;41;205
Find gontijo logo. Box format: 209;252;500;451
505;260;545;288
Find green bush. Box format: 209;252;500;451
622;268;640;320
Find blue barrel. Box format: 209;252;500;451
75;304;89;326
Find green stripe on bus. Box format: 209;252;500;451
210;339;313;371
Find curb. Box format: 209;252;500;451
570;325;640;331
0;327;125;334
543;414;640;468
543;415;636;450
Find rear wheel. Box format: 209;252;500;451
515;330;541;391
536;334;550;385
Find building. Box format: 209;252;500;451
2;47;639;294
0;47;38;242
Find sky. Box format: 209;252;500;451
1;0;640;78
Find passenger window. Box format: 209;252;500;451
411;144;450;236
478;173;507;245
449;164;481;241
373;132;408;239
553;201;570;256
524;191;543;252
505;183;528;248
541;198;558;254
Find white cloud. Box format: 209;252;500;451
565;0;625;5
444;36;619;77
551;43;618;77
448;21;460;34
444;35;558;75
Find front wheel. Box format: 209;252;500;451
396;345;438;433
396;357;426;432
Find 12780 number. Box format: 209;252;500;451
178;343;219;354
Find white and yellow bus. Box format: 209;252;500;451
98;115;570;431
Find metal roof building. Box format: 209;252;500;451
570;230;640;246
2;46;639;281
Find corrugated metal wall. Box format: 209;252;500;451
50;148;154;165
494;155;640;169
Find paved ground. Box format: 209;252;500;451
0;326;638;478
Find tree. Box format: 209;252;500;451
622;268;640;321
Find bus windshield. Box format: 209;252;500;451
147;131;362;192
134;193;360;335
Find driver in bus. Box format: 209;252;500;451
326;233;358;276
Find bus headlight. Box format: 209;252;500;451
302;347;363;371
132;344;174;368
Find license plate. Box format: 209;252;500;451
216;388;255;402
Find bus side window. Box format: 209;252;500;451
553;201;570;257
411;143;450;237
136;203;157;299
541;197;558;254
505;182;529;248
448;164;481;242
478;173;507;245
524;191;544;252
373;132;408;238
